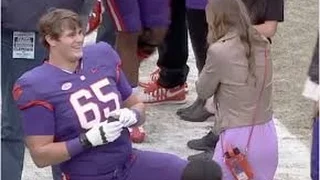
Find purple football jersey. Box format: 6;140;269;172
14;42;134;178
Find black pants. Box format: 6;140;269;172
157;0;189;88
157;7;208;88
186;8;208;73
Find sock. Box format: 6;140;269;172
132;86;139;95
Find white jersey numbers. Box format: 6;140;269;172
70;78;120;129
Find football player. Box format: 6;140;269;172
13;9;187;180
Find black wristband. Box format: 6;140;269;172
79;133;93;149
99;126;108;143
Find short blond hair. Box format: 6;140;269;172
38;8;82;48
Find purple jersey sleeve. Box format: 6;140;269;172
21;106;55;135
13;78;55;135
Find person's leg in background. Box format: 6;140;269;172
311;116;319;180
105;0;169;88
106;0;170;88
309;37;319;180
105;0;141;87
173;5;218;161
187;9;208;73
82;0;99;32
1;29;46;180
96;0;116;46
96;2;161;60
129;0;170;143
157;0;188;88
177;8;214;122
138;0;169;62
105;0;170;143
141;0;189;104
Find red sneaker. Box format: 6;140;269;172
139;68;189;93
139;68;160;88
129;126;146;143
141;81;187;104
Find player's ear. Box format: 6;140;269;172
45;35;57;47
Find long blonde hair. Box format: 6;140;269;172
206;0;259;81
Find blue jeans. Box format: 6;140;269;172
1;28;61;180
311;117;319;180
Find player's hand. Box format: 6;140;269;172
85;121;123;147
109;108;138;127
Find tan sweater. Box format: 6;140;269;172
196;30;273;132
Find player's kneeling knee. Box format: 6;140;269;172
181;160;222;180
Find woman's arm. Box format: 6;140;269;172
196;45;221;99
253;21;278;38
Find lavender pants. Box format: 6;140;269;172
213;119;278;180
